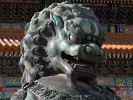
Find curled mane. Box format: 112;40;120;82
19;1;105;85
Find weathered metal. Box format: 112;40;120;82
11;1;120;100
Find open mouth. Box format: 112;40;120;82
61;51;90;68
61;51;97;82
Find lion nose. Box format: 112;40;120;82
85;45;92;53
85;43;100;55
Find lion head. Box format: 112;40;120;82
19;1;106;85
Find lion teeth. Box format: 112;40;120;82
70;63;76;69
71;63;74;66
75;57;79;61
64;59;68;62
73;64;76;68
73;56;79;61
65;52;68;55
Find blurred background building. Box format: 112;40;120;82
0;0;132;99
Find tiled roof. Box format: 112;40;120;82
0;36;21;48
103;33;133;53
102;44;133;50
0;36;21;57
102;43;133;59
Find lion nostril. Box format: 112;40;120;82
85;46;92;53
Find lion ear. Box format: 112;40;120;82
50;12;64;29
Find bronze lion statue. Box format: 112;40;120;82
11;1;120;100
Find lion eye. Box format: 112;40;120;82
69;34;77;43
68;34;81;43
